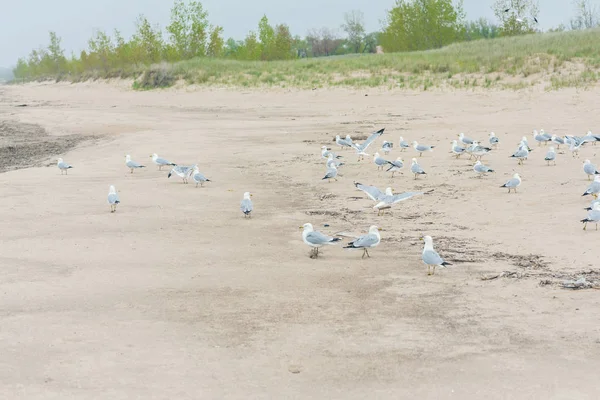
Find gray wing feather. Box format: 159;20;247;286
127;161;144;168
422;250;444;265
411;164;425;174
505;178;519;188
584;164;598;175
352;234;379;248
390;192;424;204
241;199;253;213
156;157;173;165
108;193;120;204
355;183;385;201
306;231;334;245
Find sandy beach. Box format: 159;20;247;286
1;82;600;399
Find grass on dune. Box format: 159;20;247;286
20;27;600;90
156;28;600;90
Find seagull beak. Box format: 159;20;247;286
250;194;253;197
299;226;304;230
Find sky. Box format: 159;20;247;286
0;0;596;68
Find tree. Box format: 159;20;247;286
362;32;380;53
257;15;275;60
133;15;164;63
492;0;539;36
273;24;293;60
13;58;29;79
306;27;342;57
464;18;500;40
206;26;224;57
570;0;599;30
380;0;465;52
47;31;67;74
166;0;209;59
341;10;366;53
87;30;114;72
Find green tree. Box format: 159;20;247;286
13;58;29;79
47;31;67;74
87;30;114;72
272;24;293;59
464;18;500;40
238;31;261;60
381;0;465;52
492;0;539;36
341;10;366;53
166;0;209;59
257;15;275;60
132;15;164;63
362;32;380;53
207;26;225;57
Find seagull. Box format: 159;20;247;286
533;130;551;146
420;235;452;276
380;141;393;155
489;132;499;148
345;134;354;146
583;160;600;180
386;157;404;177
168;164;195;184
326;153;344;168
300;223;341;258
582;176;600;199
451;140;466;158
150;153;176;170
125;154;145;173
57;158;73;175
343;226;382;258
569;139;583;158
411;158;426;179
585;199;600;211
582;131;600;145
519;136;532;151
544;147;557;166
581;203;600;231
469;141;492;160
240;192;253;218
398;136;410;152
510;144;529;165
321;146;342;160
322;164;338;182
539;129;553;141
352;128;385;161
501;173;522;193
458;132;474;146
336;135;353;150
473;160;494;177
412;141;435;157
191;166;211;187
107;185;120;213
353;182;430;216
551;135;564;149
373;152;389;171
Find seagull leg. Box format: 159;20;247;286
583;222;587;231
365;248;370;258
432;265;436;275
362;248;366;259
427;265;431;276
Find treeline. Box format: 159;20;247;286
11;0;600;82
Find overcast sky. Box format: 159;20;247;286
0;0;596;67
